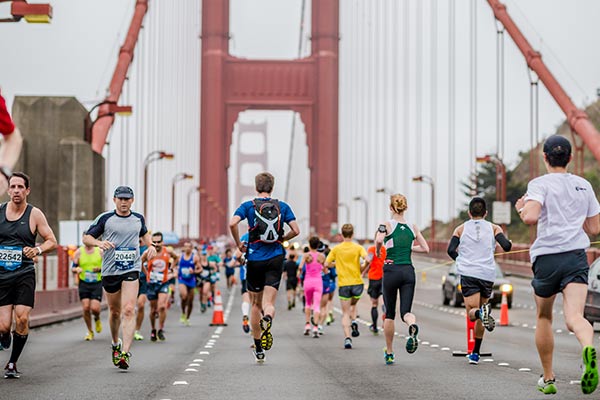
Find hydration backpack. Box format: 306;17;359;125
248;198;283;244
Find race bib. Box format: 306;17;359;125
200;270;210;279
149;269;164;283
114;247;136;271
83;271;100;283
181;267;193;278
0;246;22;271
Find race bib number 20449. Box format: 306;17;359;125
114;247;137;271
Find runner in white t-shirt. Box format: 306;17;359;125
516;135;600;395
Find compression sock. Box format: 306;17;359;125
241;301;250;317
254;338;263;351
371;307;378;328
9;333;28;363
473;338;482;355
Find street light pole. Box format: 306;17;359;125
352;196;369;241
186;185;199;238
338;202;350;224
143;150;174;217
171;173;193;232
412;175;435;242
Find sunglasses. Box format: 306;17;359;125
152;241;163;245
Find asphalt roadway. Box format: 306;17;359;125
0;256;595;400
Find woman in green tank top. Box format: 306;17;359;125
374;193;429;364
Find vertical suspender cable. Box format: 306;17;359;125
430;0;437;203
448;0;456;221
495;22;505;160
392;0;399;196
470;0;478;186
529;69;539;178
402;0;409;194
284;0;307;201
416;0;423;225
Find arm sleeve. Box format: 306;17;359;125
495;233;512;252
447;236;460;260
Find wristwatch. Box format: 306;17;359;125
0;165;11;181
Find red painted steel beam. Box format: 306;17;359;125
487;0;600;162
90;0;148;154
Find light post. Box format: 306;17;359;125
412;175;435;241
143;150;174;217
171;173;193;232
84;100;132;143
0;1;52;23
186;185;199;238
338;202;350;224
352;196;369;240
375;187;393;195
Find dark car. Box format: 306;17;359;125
584;258;600;325
442;262;513;308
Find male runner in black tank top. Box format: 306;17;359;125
0;172;57;378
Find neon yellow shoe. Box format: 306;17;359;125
95;318;102;334
133;331;144;341
180;314;186;323
84;331;94;341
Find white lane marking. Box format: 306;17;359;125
223;289;236;323
199;351;209;355
215;327;224;334
430;344;439;348
204;345;213;349
207;340;216;344
422;341;430;345
498;363;510;366
482;359;494;362
441;347;450;351
570;380;581;385
519;368;531;372
211;335;220;338
193;359;204;362
556;329;563;333
185;368;198;372
173;381;188;385
521;324;528;328
189;363;201;367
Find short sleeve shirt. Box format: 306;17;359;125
86;210;148;276
526;173;600;262
234;198;296;261
325;241;367;287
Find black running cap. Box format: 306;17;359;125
114;186;134;198
543;135;571;155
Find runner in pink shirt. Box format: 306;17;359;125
300;236;326;338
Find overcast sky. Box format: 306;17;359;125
1;0;600;234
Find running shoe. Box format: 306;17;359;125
0;332;11;350
180;314;186;324
318;325;324;336
242;316;250;334
406;324;419;354
4;362;19;379
537;376;557;395
369;324;379;335
288;302;292;311
133;331;144;341
582;345;599;394
326;314;332;326
117;351;131;370
95;318;102;334
312;327;319;338
304;323;311;336
150;329;157;342
344;337;353;349
351;321;360;337
260;317;273;350
111;339;122;366
480;303;495;332
184;319;191;327
157;329;166;341
84;331;94;341
253;348;266;364
329;311;335;323
201;303;207;313
384;349;395;365
467;353;480;365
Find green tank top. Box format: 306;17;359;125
384;221;415;265
79;246;102;282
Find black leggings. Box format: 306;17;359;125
382;264;415;321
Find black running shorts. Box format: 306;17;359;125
460;275;494;299
286;277;298;291
338;284;364;300
368;279;383;299
532;249;589;298
0;269;36;308
246;254;285;292
78;281;103;301
102;271;140;294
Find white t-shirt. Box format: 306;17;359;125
456;219;496;282
526;173;600;263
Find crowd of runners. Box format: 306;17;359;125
0;129;598;396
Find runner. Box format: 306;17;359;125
324;223;370;349
0;172;57;378
374;193;429;364
83;185;155;370
71;243;104;341
178;241;200;326
283;253;299;310
223;248;235;290
235;232;251;334
363;243;386;334
207;245;222;306
0;92;23;196
447;197;512;364
299;237;325;338
142;232;178;341
134;238;148;341
229;172;300;363
515;135;599;395
197;250;211;313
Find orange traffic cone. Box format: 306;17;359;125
209;290;228;326
499;292;509;326
466;314;475;354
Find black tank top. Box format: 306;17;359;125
0;203;36;276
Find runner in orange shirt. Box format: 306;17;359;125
363;244;386;334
